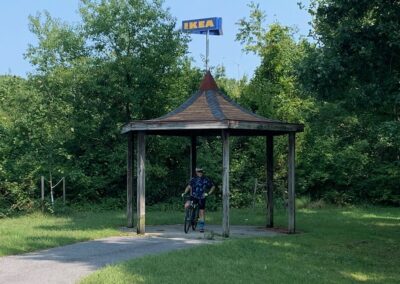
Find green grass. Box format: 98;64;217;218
0;207;274;256
0;206;282;256
1;205;399;283
81;206;400;284
0;211;127;256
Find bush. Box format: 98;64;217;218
230;188;253;208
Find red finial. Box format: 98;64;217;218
199;71;219;91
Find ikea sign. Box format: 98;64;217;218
182;17;222;35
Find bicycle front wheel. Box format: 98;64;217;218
192;207;199;231
184;207;192;234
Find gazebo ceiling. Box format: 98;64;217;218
121;71;304;136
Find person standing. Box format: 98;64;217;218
182;167;215;232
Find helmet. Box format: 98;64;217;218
195;167;204;173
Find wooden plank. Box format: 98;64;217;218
222;130;230;237
121;120;304;134
288;132;296;233
266;135;274;228
228;120;304;132
137;131;146;234
127;132;133;228
138;129;285;137
190;136;197;177
133;133;137;210
121;121;228;134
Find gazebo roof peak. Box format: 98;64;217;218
121;70;304;135
199;70;219;91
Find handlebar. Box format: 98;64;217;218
181;193;211;198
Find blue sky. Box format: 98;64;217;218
0;0;311;79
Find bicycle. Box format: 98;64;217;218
183;196;200;233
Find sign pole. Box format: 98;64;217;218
182;17;222;72
206;30;209;71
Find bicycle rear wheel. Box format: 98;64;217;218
191;206;199;231
184;207;192;234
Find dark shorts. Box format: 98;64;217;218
190;196;206;210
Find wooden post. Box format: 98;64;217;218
266;135;274;228
288;132;296;233
222;130;230;238
137;131;146;234
62;177;66;205
41;176;45;211
127;132;134;228
190;136;197;178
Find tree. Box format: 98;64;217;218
20;0;196;204
234;3;316;204
304;0;400;119
298;0;400;204
0;76;46;214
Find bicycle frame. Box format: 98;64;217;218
184;199;200;233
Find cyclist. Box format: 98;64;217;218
182;167;215;233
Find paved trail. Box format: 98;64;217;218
0;225;279;284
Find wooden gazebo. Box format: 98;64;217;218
121;71;304;237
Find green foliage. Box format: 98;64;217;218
0;0;201;214
0;76;45;215
306;0;400;116
234;5;316;206
297;0;400;205
234;2;399;206
1;0;399;213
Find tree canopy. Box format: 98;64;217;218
0;0;398;216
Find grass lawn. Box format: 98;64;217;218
1;205;399;283
80;206;400;284
0;210;128;256
0;207;263;256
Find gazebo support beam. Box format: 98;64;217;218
137;131;146;234
222;130;230;238
190;136;197;177
288;132;296;233
266;135;274;228
127;132;134;228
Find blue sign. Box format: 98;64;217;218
182;17;223;35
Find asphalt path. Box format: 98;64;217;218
0;225;279;284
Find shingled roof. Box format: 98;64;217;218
121;71;304;136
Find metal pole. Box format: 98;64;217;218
41;176;44;212
50;174;54;207
252;178;258;209
206;30;209;71
62;177;66;205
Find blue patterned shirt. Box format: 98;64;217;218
189;176;214;199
